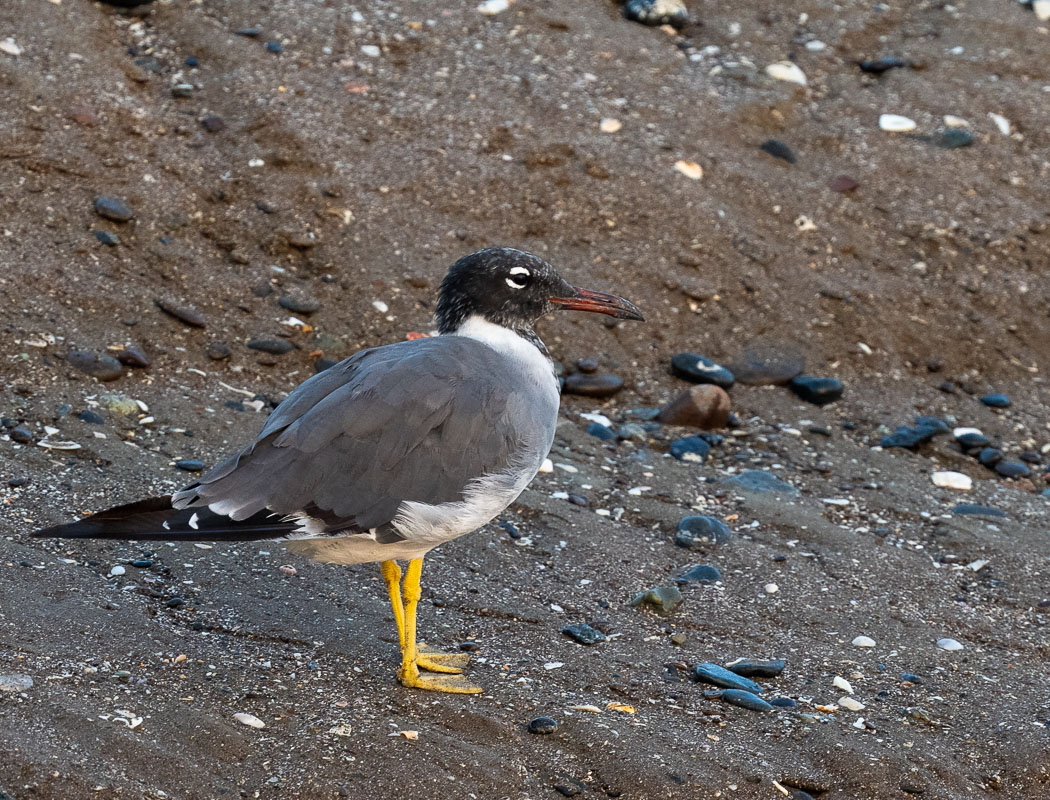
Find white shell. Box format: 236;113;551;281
852;635;876;648
840;697;865;712
879;114;917;132
833;676;854;694
932;471;972;491
988;113;1011;136
943;115;970;128
234;712;266;729
765;61;808;85
936;637;964;651
1035;0;1050;22
674;160;703;180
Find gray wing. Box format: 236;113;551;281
173;337;529;537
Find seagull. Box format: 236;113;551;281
33;248;644;694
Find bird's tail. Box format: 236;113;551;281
31;497;297;542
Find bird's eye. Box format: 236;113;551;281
505;267;531;290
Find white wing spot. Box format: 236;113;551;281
188;512;199;531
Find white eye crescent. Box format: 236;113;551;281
506;266;530;289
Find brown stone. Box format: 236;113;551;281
656;385;730;429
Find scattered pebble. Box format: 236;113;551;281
833;676;854;694
562;373;623;398
528;716;558;734
673;160;703;181
931;471;972;491
109;565;126;577
857;57;907;74
695;663;764;693
880;417;950;449
0;39;22;57
879;114;917;132
622;0;688;29
719;689;774;712
247;339;294;355
955;430;990;449
95;230;119;246
978;447;1003;467
936;638;964;652
765;61;807;85
769;696;797;709
586;422;616;441
631;586;683;615
360;45;381;58
759;139;796;164
726;659;784;679
764;583;779;594
980;393;1010;408
477;0;510;14
599;118;622;133
675;564;722;584
995;461;1030;479
727;343;804;386
201;114;225;133
116;344;151;369
560;623;607;646
67;350;124;382
656;385;730;429
206;342;232;361
670;353;734;389
94;196;134;222
988;113;1012;136
669;435;711;463
674;515;732;549
155;297;206;328
937;128;975;149
788;375;844;406
840;697;865;712
723;470;799;496
265;40;283;54
233;712;266;729
175;460;205;472
278;294;321;315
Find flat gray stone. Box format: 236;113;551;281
723;470;799;495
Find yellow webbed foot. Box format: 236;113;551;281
398;666;483;694
415;643;472;674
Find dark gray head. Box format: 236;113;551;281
435;247;644;334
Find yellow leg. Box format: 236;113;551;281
380;560;406;649
397;557;482;694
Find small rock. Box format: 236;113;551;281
247;339;295;355
622;0;688;29
937;128;975;149
880;417;949;449
980;393;1010;409
931;471;972;491
955;431;990;450
879;113;917;132
936;638;963;652
528;716;558;735
759;139;796;164
132;559;153;568
723;470;799;495
176;460;205;472
675;564;721;584
675;515;732;549
95;230;119;246
617;423;648;442
553;778;587;798
265;40;283;53
694;663;764;693
201;114;225;132
78;409;105;425
788;375;844;405
900;672;923;684
669;435;711;463
116;344;151;369
235;27;262;37
857;57;908;74
8;477;29;487
631;586;683;616
67;350;124;382
727;343;805;385
852;635;876;648
977;447;1003;467
576;357;599;374
0;674;33;693
99;393;140;415
951;504;1006;520
656;385;730;429
840;697;865;712
670;353;734;389
156;296;206;328
206;342;232;361
279;294;321;315
109;565;126;577
719;689;774;712
10;427;33;444
995;461;1030;479
769;696;797;709
94;196;134;222
586;422;616;441
171;83;194;98
560;624;607;646
829;175;859;193
726;659;784;679
562;373;623;398
233;712;266;729
765;61;807;86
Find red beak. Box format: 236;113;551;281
549;287;645;321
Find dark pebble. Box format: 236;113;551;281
94;196;134;222
669;435;711;463
981;393;1010;408
880;417;949;449
528;716;558;735
185;56;199;67
498;520;521;539
175;460;205;472
617;423;648;442
201;114;225;133
727;658;785;679
10;427;34;444
719;689;774;712
562;373;623;398
132;559;153;568
78;409;105;425
995;461;1030;479
560;623;607;646
937;128;975;149
956;431;990;449
247;339;294;355
116;344;151;369
156;297;206;328
695;663;764;693
670;353;734;389
788;375;844;406
622;0;687;29
278;294;321;315
951;503;1006;519
67;350;124;381
769;696;797;709
235;27;262;37
94;230;119;246
675;564;721;585
8;477;29;488
576;357;599;374
171;84;194;98
265;40;283;53
723;470;799;495
567;494;588;507
808;424;832;437
675;515;732;549
553;778;586;797
166;597;186;608
759;139;796;164
900;672;923;684
727;343;804;386
204;343;232;363
459;641;481;652
586;422;616;441
829;175;859;193
857;57;908;74
1019;452;1041;465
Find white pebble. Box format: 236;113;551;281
840;697;865;712
109;565;126;577
879;114;917;132
543;662;564;670
805;40;826;51
372;300;389;313
953;427;983;439
943;115;970;128
822;498;850;506
551;491;569;500
580;412;613;427
988;112;1012;136
937;637;964;651
539;458;554;473
0;39;22;57
234;712;266;729
1036;0;1050;22
599;118;622;133
857;342;873;355
764;583;779;594
794;215;817;232
931;471;972;491
555;463;578;474
248;158;264;168
673;160;703;180
627;486;650;496
833;676;854;694
968;559;989;572
765;61;807;85
852;635;876;648
360;45;381;58
477;0;509;13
